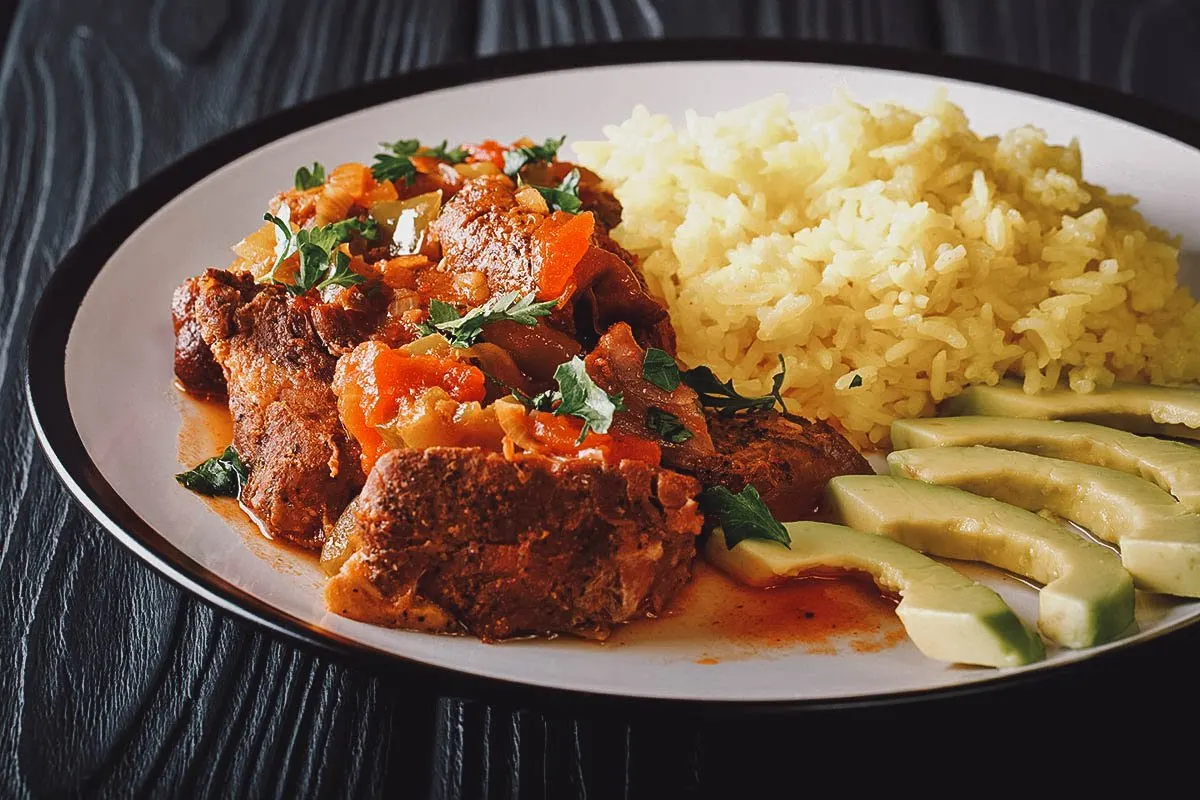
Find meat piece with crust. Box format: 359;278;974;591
427;175;672;352
685;411;872;522
189;269;364;549
172;276;227;398
325;447;702;640
584;322;714;463
581;323;869;521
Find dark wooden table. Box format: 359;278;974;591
5;1;1200;796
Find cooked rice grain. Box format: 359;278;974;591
575;93;1200;448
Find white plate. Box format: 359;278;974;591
27;43;1200;707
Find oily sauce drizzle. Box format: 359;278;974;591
610;562;905;659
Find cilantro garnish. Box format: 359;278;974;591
424;140;469;164
503;135;566;177
512;356;626;444
551;357;625;442
415;291;558;348
371;139;421;183
682;355;789;416
263;208;375;295
371;138;468;182
642;348;681;391
293;162;326;190
700;484;791;549
527;168;583;214
176;445;248;498
645;407;693;444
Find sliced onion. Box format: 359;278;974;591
369;190;442;254
320;499;361;576
514;185;549;214
454;162;500;179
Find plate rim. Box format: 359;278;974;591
24;38;1200;714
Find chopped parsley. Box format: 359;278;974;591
848;373;863;389
424;140;469;164
513;356;626;444
263;208;376;294
527;168;583;214
682;355;789;416
642;347;681;391
371;138;468;182
415;291;558;348
371;139;421;183
503;135;566;177
700;484;791;550
551;357;625;442
175;445;248;498
293;162;326;190
645;407;693;444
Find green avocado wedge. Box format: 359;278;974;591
891;417;1200;511
826;476;1135;648
888;446;1200;597
940;380;1200;441
706;524;1044;667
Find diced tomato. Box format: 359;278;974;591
327;163;372;203
527;411;661;465
361;177;399;206
333;341;487;471
532;211;595;301
465;140;507;170
409;155;443;175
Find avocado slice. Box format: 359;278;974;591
706;524;1044;667
941;380;1200;441
891;417;1200;511
826;475;1135;648
888;445;1200;597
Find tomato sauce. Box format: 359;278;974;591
174;390;314;571
610;561;905;659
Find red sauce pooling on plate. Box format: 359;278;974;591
175;390;317;568
612;562;905;656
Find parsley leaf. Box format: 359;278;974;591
700;484;791;550
315;251;365;291
424;140;469;164
847;373;863;389
511;388;558;412
371;139;421;183
372;138;469;182
682;356;788;416
510;357;625;444
642;348;680;391
553;357;625;443
294;162;326;190
645;407;693;444
415;291;558;348
503;135;566;177
176;445;248;498
265;204;297;283
528;168;583;214
262;212;375;295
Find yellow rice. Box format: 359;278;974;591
574;93;1200;449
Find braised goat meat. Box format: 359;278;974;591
428;175;671;351
583;322;869;521
189;269;364;549
326;447;702;640
687;411;872;522
172;276;227;398
584;322;715;462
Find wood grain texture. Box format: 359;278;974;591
3;1;1200;798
